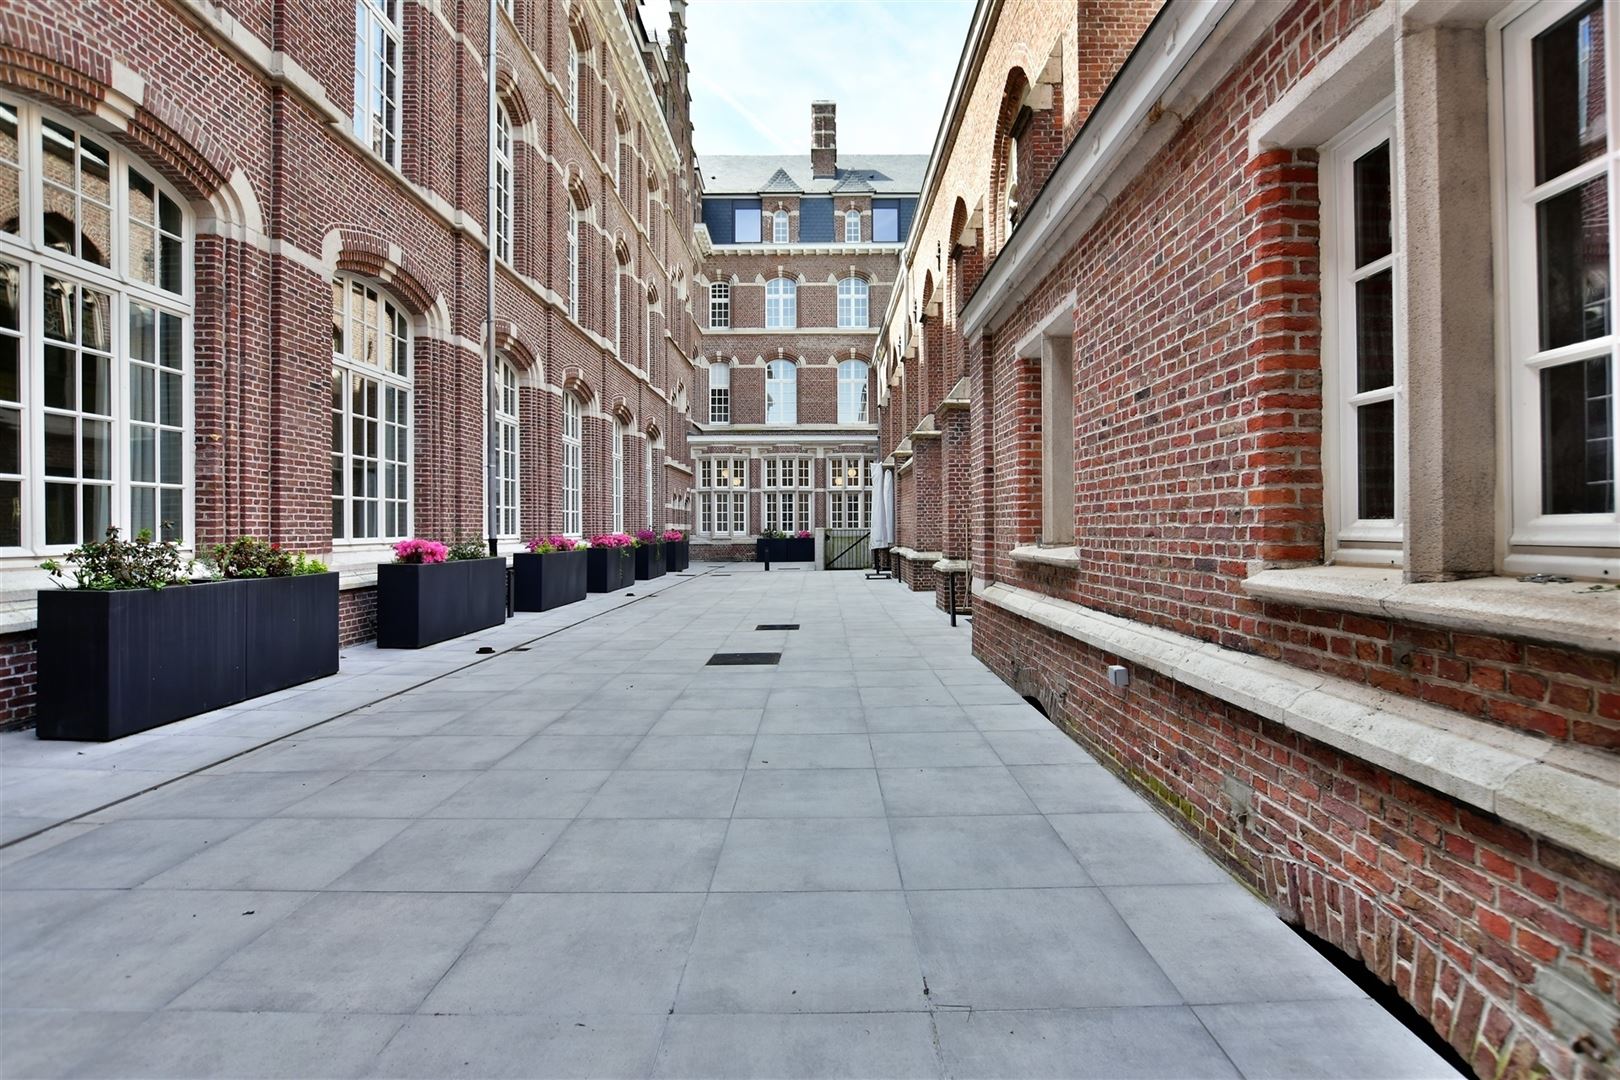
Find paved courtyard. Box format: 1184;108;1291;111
0;566;1456;1078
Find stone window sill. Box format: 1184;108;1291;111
1010;544;1081;569
1243;566;1620;656
890;547;944;563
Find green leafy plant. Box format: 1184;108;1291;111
208;536;328;579
446;537;491;561
41;527;190;591
761;529;787;539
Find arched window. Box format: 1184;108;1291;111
709;280;730;328
644;435;656;527
567;34;581;126
772;210;789;243
844;210;861;243
766;359;797;425
612;263;622;350
709;362;730;424
561;392;582;536
566;202;581;318
354;0;402;164
332;275;411;541
645;290;656;370
494;102;513;264
765;277;796;329
838;359;869;423
611;417;625;531
495;357;520;538
0;99;192;552
837;277;868;329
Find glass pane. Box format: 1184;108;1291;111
0;260;15;331
159;191;182;234
129;303;155;364
83;352;110;415
1541;356;1615;514
131;425;154;482
160;429;181;484
44;482;74;544
81;288;110;352
1534;1;1607;185
1538;177;1611;349
160;372;182;427
43;414;74;477
1357;399;1396;520
128;170;155;226
43;346;74;409
41;120;74;185
131;365;154;423
1352;141;1392;267
874;207;898;242
0;337;15;404
81;200;111;268
160;236;183;294
131;486;155;537
80;138;110;203
82;483;110;541
0;165;14;237
160;312;183;369
129;223;155;286
41;183;74;255
42;276;72;342
0;479;18;546
82;420;110;479
160;488;182;542
0;406;17;473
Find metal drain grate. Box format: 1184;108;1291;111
707;652;782;666
755;623;800;631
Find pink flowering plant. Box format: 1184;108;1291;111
661;529;684;542
527;535;585;554
795;530;813;540
589;533;634;550
392;538;448;565
634;529;658;546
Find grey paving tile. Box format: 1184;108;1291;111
674;687;771;709
965;703;1056;731
68;1010;407;1079
544;711;664;736
520;818;727;892
732;769;887;818
983;728;1092;765
1195;999;1459;1078
367;1015;667;1078
863;705;975;732
0;889;118;953
361;735;528;771
945;682;1026;707
653;1013;941;1079
711;817;900;891
0;1010;149;1079
859;685;958;709
493;735;642;771
220;736;404;773
311;710;463;737
1;818;253;889
426;769;611;818
4;889;310;1010
1047;812;1232;886
141;817;409;890
876;766;1036;816
93;772;346;820
933;1007;1239;1079
332;818;568;891
423;892;704;1014
1008;764;1149;814
677;891;926;1014
907;888;1182;1010
171;892;501;1013
649;709;763;735
749;734;874;770
622;735;756;770
276;770;478;818
427;708;569;737
1104;883;1364;1005
891;815;1091;889
580;770;743;818
870;732;1000;768
757;708;869;734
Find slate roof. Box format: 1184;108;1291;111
699;154;927;195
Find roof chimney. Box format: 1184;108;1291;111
811;101;837;179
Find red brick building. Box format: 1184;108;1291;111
0;0;705;715
875;0;1620;1076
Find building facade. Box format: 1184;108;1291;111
874;1;1620;1077
0;0;704;720
690;103;922;558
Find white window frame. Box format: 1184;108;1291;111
709;361;730;424
645;292;655;371
838;359;870;423
765;277;796;329
494;102;514;265
1321;102;1405;564
709;280;730;328
827;455;872;530
331;275;412;544
566;205;581;318
0;98;195;557
1497;0;1620;567
762;455;813;533
772;210;789;243
766;358;797;424
561;392;582;536
697;455;747;537
837;277;869;329
644;437;656;527
353;0;402;166
844;210;861;243
494;356;520;539
612;265;622;351
567;34;581;127
611;416;624;531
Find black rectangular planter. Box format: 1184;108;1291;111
512;549;587;612
666;539;689;571
586;546;635;593
35;572;340;742
376;558;508;649
756;537;815;562
634;542;666;580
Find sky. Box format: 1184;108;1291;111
640;0;975;158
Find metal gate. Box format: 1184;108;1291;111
823;530;871;570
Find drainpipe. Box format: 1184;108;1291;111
484;0;499;558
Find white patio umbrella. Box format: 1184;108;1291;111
870;465;890;548
879;467;896;547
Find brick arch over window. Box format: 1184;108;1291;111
493;66;535;127
990;54;1063;255
323;229;439;325
989;66;1031;254
491;322;542;383
608;398;634;426
560;368;595;408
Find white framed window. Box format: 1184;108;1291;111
561;392;582;536
837;277;868;328
765;277;796;329
772;210;789;243
733;203;761;243
566;204;581;318
709;280;730;328
0;98;194;554
645;297;655;371
567;34;581;127
697;455;747;537
611;417;624;531
873;201;900;243
331;276;411;542
766;358;797;424
1322;104;1403;560
612;265;622;351
645;437;656;527
838;359;870;423
763;455;812;533
1501;0;1618;563
494;102;513;265
353;0;402;165
495;356;520;539
844;210;861;243
709;362;730;424
827;455;872;529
